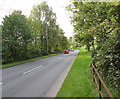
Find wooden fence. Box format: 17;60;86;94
91;64;114;99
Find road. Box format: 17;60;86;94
2;50;79;97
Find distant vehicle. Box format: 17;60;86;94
64;50;69;54
71;49;74;51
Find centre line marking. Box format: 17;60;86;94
22;65;42;75
0;82;3;85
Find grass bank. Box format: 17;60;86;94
56;48;98;97
0;54;56;69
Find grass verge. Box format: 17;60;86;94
0;54;56;69
56;48;98;97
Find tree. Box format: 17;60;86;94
30;2;56;54
28;17;44;57
67;1;120;96
74;32;93;51
2;10;31;63
2;2;69;64
30;2;69;54
0;25;2;63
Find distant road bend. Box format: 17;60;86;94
2;50;79;97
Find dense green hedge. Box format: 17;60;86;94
68;1;120;97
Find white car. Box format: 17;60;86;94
71;49;74;51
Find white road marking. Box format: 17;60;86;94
0;82;3;85
22;65;42;75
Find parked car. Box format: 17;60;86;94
64;50;69;54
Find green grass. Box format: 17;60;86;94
56;48;98;97
0;54;56;69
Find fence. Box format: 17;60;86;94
91;64;114;99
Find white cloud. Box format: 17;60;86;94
0;0;74;37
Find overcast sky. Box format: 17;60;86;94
0;0;74;37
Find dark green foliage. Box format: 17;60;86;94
68;1;120;97
95;29;120;95
0;25;2;64
29;2;69;55
95;3;120;96
2;11;32;64
2;2;69;64
75;33;93;51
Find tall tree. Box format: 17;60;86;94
30;2;69;54
2;10;31;63
30;2;57;54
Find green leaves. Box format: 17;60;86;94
2;11;32;63
68;1;120;97
29;2;69;54
2;2;69;64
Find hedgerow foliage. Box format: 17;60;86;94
68;1;120;96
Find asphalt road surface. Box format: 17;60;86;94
2;50;79;97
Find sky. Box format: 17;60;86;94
0;0;74;37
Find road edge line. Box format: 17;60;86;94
44;51;79;97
